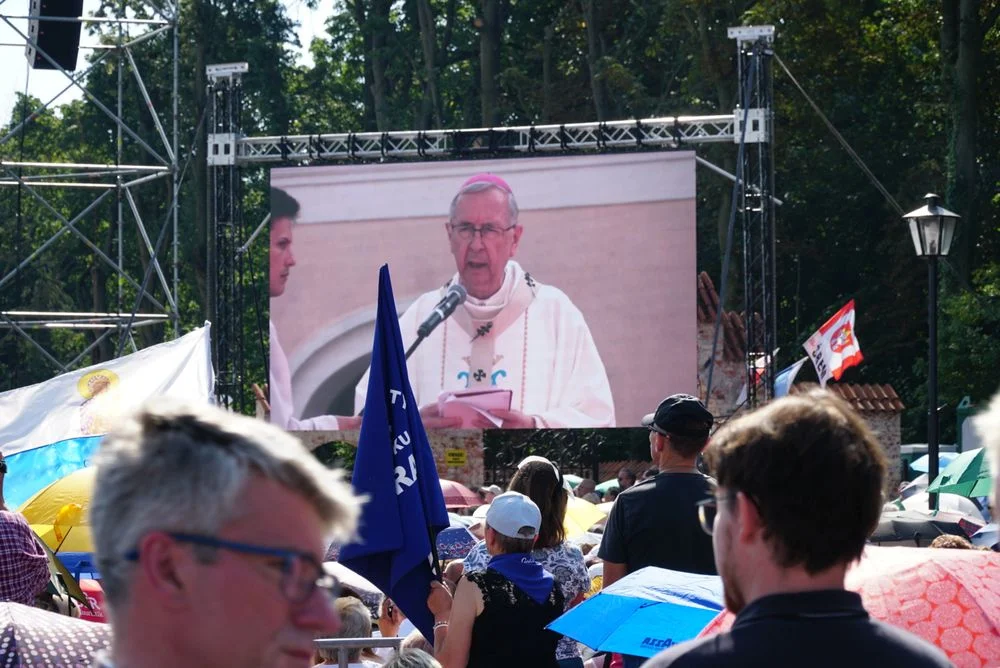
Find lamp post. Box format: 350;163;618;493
902;194;960;511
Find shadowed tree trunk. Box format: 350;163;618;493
684;2;744;308
347;0;391;130
542;22;555;122
191;0;209;321
415;0;442;129
370;0;393;131
582;0;609;121
479;0;503;126
941;0;998;283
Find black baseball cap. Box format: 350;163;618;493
641;394;714;439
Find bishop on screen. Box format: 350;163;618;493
353;173;616;429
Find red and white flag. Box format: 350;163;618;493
803;300;863;387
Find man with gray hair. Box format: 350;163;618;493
355;173;614;429
90;399;360;668
314;598;379;667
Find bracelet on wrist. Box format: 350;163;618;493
433;621;449;630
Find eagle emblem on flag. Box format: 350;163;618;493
829;325;854;354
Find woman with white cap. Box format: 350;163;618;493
427;491;564;668
463;457;590;667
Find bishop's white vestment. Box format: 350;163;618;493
354;262;615;428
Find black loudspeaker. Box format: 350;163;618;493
25;0;85;71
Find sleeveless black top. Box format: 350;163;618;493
466;569;565;668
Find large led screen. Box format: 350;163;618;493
269;152;697;430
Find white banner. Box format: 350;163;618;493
0;325;214;456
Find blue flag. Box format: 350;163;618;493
339;265;450;642
773;357;808;398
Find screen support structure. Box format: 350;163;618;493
0;3;181;385
730;26;777;406
206;63;248;410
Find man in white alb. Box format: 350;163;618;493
354;174;614;429
270;187;361;431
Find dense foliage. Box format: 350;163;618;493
1;0;997;442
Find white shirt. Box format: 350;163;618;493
270;321;341;430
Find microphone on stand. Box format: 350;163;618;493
416;284;468;339
360;284;469;417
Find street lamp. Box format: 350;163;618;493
902;193;960;511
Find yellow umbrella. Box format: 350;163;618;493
564;495;608;538
19;467;95;553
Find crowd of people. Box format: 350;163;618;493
0;167;996;665
0;381;994;666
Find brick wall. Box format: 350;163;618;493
292;428;486;489
864;412;903;493
696;321;746;417
598;460;656;486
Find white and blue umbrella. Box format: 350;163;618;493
972;523;998;550
547;566;723;658
909;452;959;473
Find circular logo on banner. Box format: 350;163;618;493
77;370;119;399
829;325;854;354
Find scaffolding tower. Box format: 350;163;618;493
205;62;248;410
730;26;778;405
0;2;181;385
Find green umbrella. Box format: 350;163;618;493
34;533;89;610
563;474;583;489
926;448;992;498
596;478;620;494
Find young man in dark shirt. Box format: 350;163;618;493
598;394;716;668
645;389;952;668
599;394;717;583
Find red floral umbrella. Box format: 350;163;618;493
699;546;1000;667
439;479;481;509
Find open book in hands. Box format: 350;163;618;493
437;388;513;428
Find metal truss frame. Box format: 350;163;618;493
732;26;778;406
0;2;180;378
232;115;736;164
206;64;247;411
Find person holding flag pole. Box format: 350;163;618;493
339;265;451;643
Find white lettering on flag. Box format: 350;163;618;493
394;453;418;495
389;389;406;409
393;430;411;453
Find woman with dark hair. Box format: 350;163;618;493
462;457;590;667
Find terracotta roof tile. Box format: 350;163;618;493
697;271;746;362
790;383;905;413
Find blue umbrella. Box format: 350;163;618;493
909;452;959;473
547;566;724;658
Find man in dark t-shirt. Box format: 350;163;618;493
598;394;716;668
599;470;716;576
598;394;716;580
